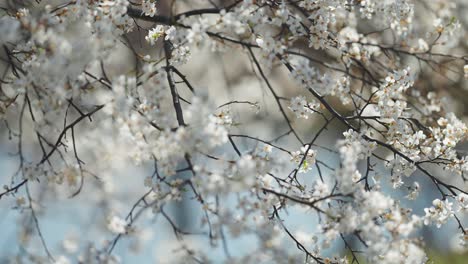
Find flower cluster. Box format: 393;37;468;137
375;68;414;120
288;96;320;119
423;199;454;228
142;0;157;17
290;145;317;173
145;26;163;45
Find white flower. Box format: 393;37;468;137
231;155;260;190
145;25;166;45
262;144;273;154
458;229;468;248
288;96;320;119
376;67;413;120
312;181;329;197
423;199;454;228
256;35;285;54
186;20;207;45
171;45;191;65
142;0;157;17
165;26;177;41
107;215;127;234
359;190;394;217
62;235;79;254
294;231;314;246
456;193;468;212
415;38;429;52
204;115;229;147
291;145;316;173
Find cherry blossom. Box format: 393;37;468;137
0;1;467;263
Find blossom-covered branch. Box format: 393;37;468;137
0;0;467;263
